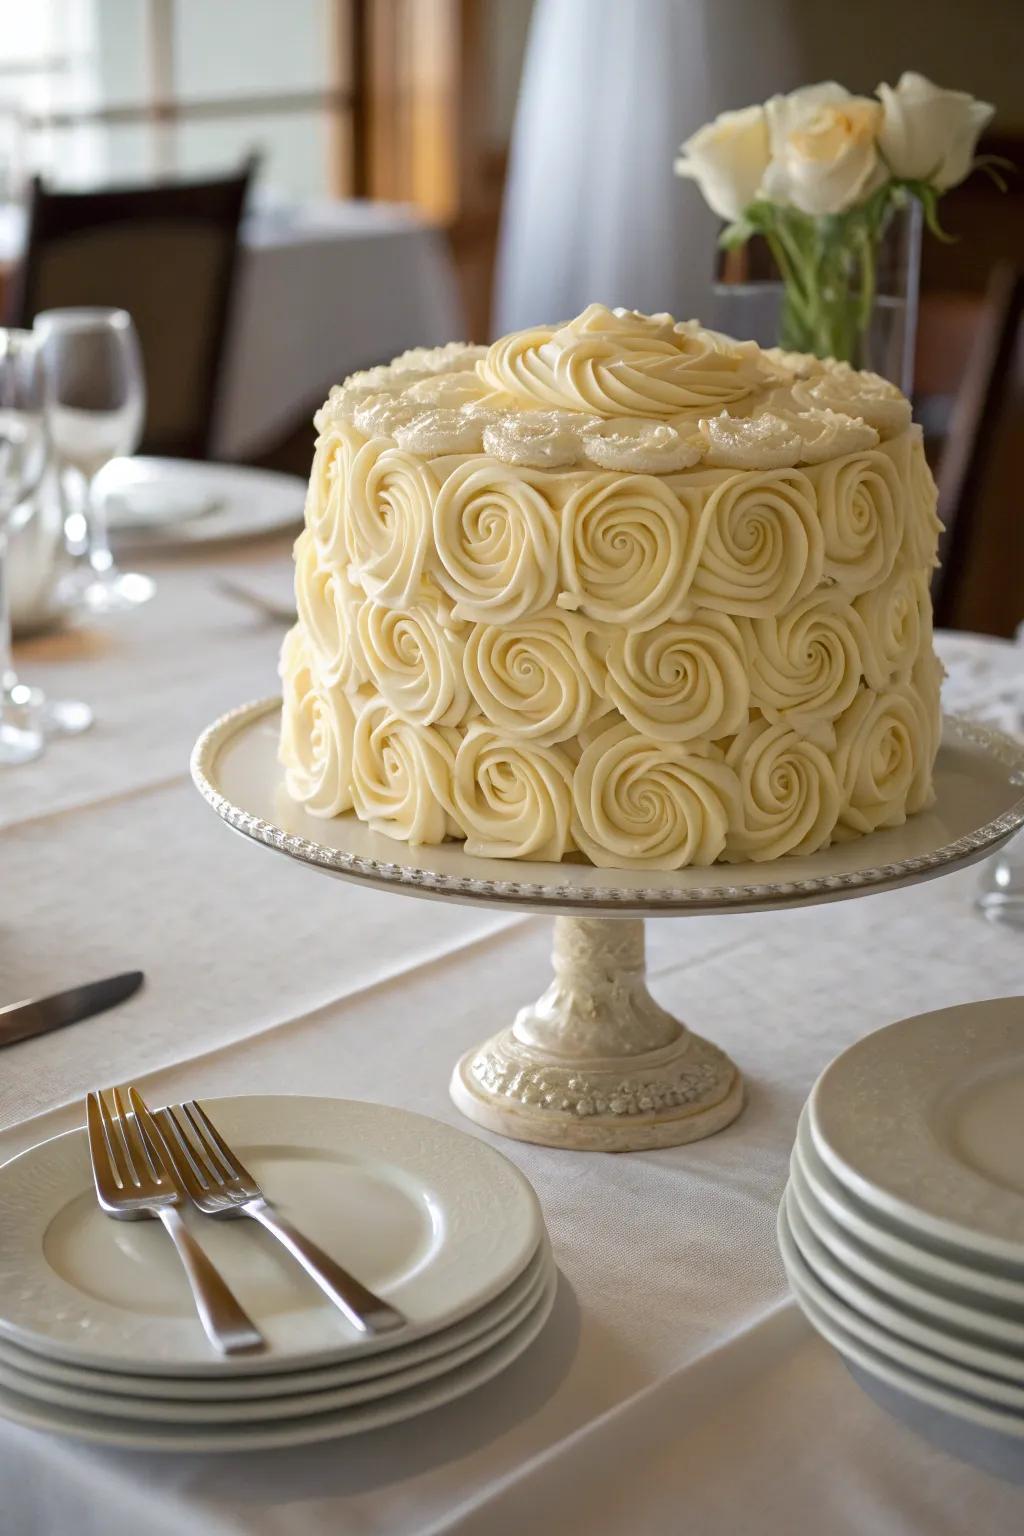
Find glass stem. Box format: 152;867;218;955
0;528;17;698
81;467;112;576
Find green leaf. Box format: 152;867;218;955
914;184;957;244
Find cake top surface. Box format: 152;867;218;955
317;303;912;474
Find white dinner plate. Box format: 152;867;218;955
0;1261;558;1452
784;1186;1024;1383
0;1236;548;1402
794;1112;1024;1311
0;1245;553;1425
778;1200;1024;1440
788;1157;1024;1350
808;998;1024;1269
779;1193;1024;1412
97;458;304;552
0;1096;543;1375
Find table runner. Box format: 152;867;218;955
1;534;1022;1535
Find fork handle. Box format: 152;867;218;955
243;1199;405;1336
157;1207;265;1355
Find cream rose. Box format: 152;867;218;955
674;104;771;221
724;718;841;861
805;447;904;595
571;720;738;869
294;530;367;691
604;610;750;742
357;598;470;727
905;427;943;569
453;725;574;860
877;73;994;191
833;683;934;835
350;698;458;845
346;439;438;608
688;467;823;617
479;303;758;417
305;420;365;568
743;590;867;726
762;83;883;215
278;625;355;818
464;612;602;745
853;567;928;690
432;459;559;623
559;472;695;630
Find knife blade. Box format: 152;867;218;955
0;971;144;1048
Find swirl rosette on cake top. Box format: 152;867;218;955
432;459;559;623
278;625;355;818
792;363;912;435
479;304;759;417
349;698;458;844
294;530;366;691
357;594;470;727
832;683;934;835
392;408;486;456
580;417;703;472
688;468;823;617
743;589;867;727
724;718;841;861
464;612;603;745
603;610;749;742
571;720;739;868
482;411;588;469
806;448;904;594
346;439;438;608
453;724;574;860
559;472;697;629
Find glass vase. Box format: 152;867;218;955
713;198;922;394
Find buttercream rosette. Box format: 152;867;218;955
559;472;696;629
453;724;574;859
278;625;356;818
832;683;935;835
805;447;905;594
853;567;928;690
742;589;868;727
571;720;739;868
294;530;367;691
305;419;365;568
432;459;559;623
603;610;749;742
347;439;438;607
687;467;823;617
464;611;603;745
905;428;943;570
349;698;459;844
723;718;841;861
357;595;470;727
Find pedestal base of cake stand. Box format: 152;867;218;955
449;917;743;1152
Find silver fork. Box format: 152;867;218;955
136;1089;406;1337
87;1089;265;1355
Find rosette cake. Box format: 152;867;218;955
279;304;942;869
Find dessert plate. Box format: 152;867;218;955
97;459;304;551
0;1096;543;1374
0;1235;548;1400
779;1196;1024;1412
192;702;1024;916
0;1263;558;1452
0;1246;553;1424
793;1112;1024;1309
784;1187;1024;1382
779;1201;1024;1440
808;997;1024;1268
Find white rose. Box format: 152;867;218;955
761;83;883;216
674;105;770;221
877;73;994;191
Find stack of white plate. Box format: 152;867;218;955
0;1096;555;1451
778;997;1024;1451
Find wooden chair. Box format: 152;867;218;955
932;263;1024;637
9;157;257;460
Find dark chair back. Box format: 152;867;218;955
10;157;257;460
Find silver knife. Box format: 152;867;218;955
0;971;144;1048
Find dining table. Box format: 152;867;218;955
1;519;1023;1535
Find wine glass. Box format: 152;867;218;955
35;307;154;614
0;331;50;762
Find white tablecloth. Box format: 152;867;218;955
3;537;1024;1535
0;198;464;461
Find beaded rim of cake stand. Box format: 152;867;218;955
190;698;1024;915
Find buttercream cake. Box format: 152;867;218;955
279;304;942;869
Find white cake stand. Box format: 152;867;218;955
191;701;1024;1153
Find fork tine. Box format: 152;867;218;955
185;1101;247;1181
156;1103;217;1193
98;1088;138;1189
120;1086;163;1183
113;1085;157;1184
86;1092;121;1198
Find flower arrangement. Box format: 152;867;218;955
675;74;1007;364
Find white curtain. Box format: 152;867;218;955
493;0;801;336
